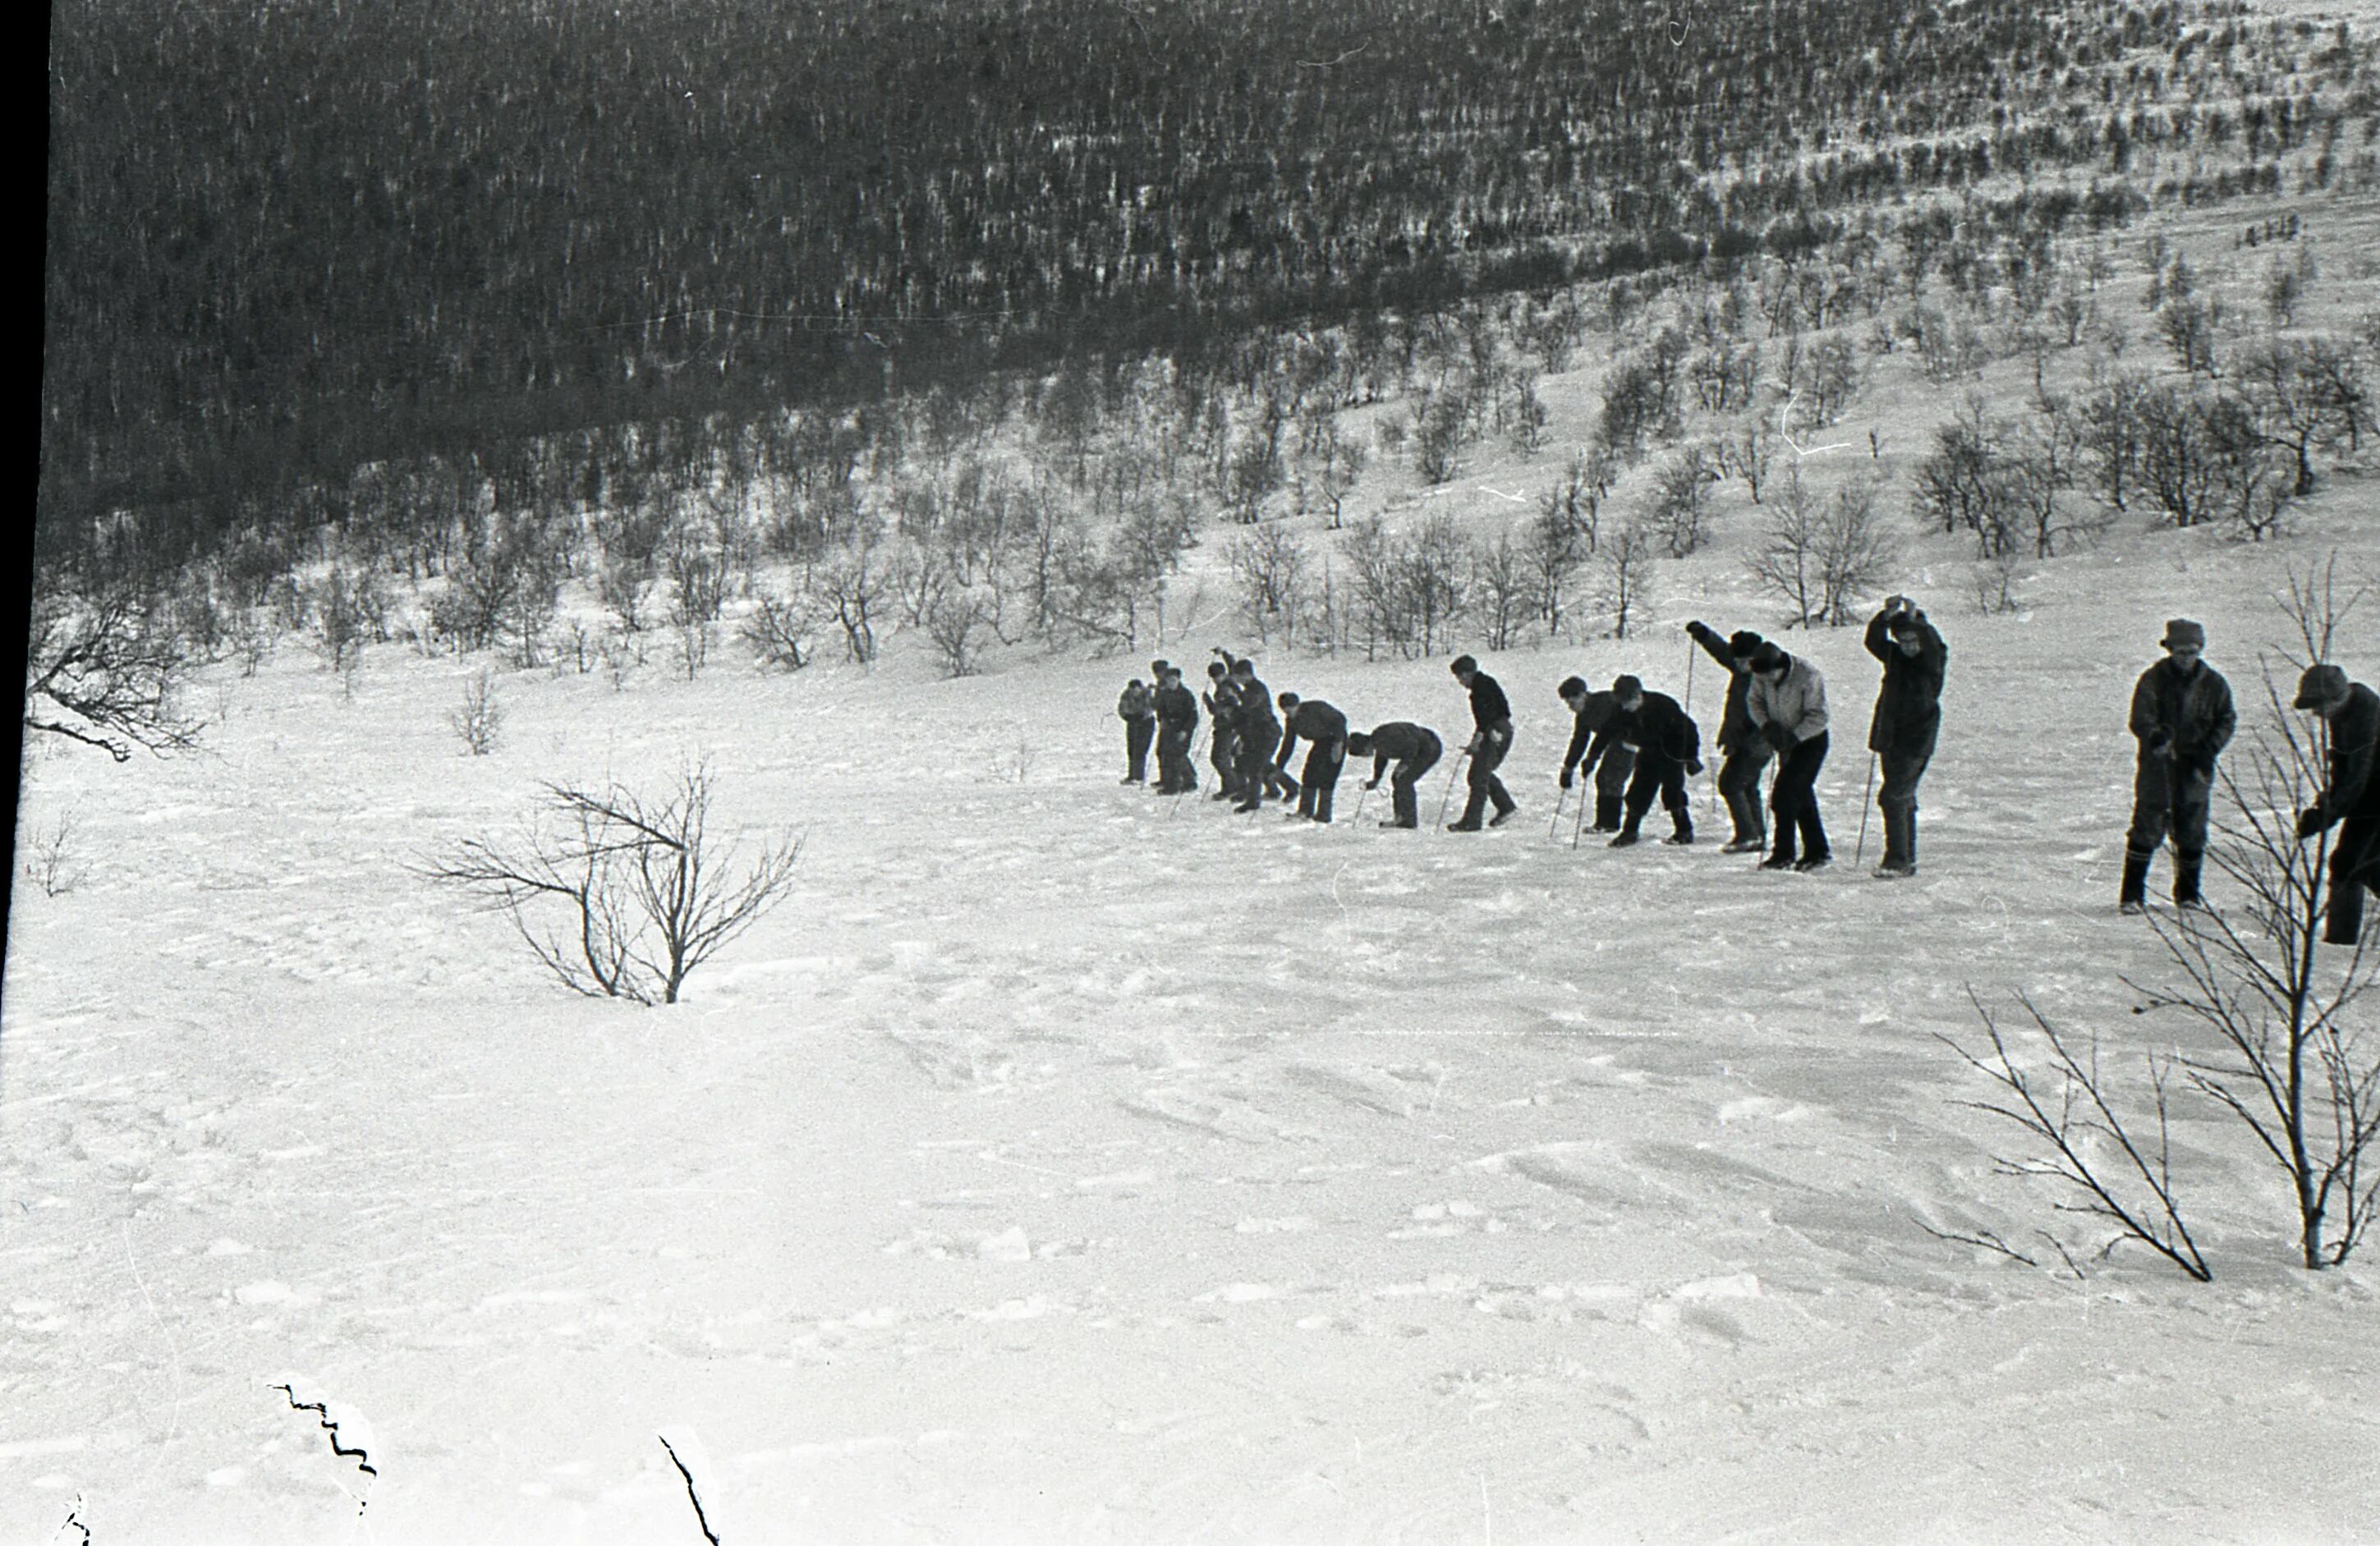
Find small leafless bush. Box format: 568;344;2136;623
449;670;504;756
21;806;89;897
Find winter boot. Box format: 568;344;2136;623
1609;814;1643;848
2174;851;2208;910
1875;805;1916;878
1664;807;1694;845
2120;850;2153;915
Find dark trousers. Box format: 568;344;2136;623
2127;755;2213;865
1768;732;1831;864
1717;743;1772;845
1125;718;1155;782
1296;741;1346;821
1877;735;1936;867
1156;727;1195;793
1591;744;1636;830
1235;719;1282;809
1459;727;1516;825
1386;735;1443;827
2327;816;2379;945
1211;725;1242;797
1622;751;1691;836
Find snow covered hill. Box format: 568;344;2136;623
6;510;2378;1543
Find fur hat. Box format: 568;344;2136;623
1750;642;1790;675
2293;663;2350;710
2161;619;2207;651
1611;674;1643;701
1450;654;1478;677
1728;630;1764;658
1557;675;1589;700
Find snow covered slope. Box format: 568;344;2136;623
6;516;2378;1544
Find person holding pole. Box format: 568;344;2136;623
1447;655;1518;831
1687;622;1772;852
1151;664;1200;795
2293;663;2380;946
1745;641;1832;871
1204;658;1244;803
1555;677;1636;834
1348;723;1443;829
1228;657;1285;814
1118;677;1157;784
1582;674;1702;848
1275;692;1351;823
1863;595;1947;878
2120;619;2234;914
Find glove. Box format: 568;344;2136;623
2146;729;2172;756
2298;805;2325;840
1687;758;1704;777
1559;766;1575;790
1364;778;1381;791
1764;723;1797;755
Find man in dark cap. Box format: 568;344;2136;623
1746;640;1832;870
1688;621;1772;853
1447;655;1517;830
1229;657;1284;814
1151;664;1200;794
1348;722;1444;829
2122;618;2235;914
1864;595;1948;878
1117;677;1157;784
1580;674;1702;847
1555;677;1636;833
2293;663;2380;946
1275;692;1351;822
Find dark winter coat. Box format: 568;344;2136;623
1864;609;1947;758
1155;680;1199;734
1118;682;1155;723
2313;681;2380;827
1204;675;1240;730
1361;722;1440;781
1560;690;1623;773
1688;622;1759;754
1587;691;1701;773
1465;670;1514;736
1235;673;1279;726
2129;658;2235;773
1277;700;1349;768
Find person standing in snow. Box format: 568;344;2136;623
2293;663;2380;946
1687;621;1772;853
1863;596;1947;878
1746;641;1832;871
2122;619;2235;914
1151;664;1200;795
1555;676;1635;834
1229;657;1285;814
1348;722;1443;829
1203;657;1243;803
1581;674;1702;847
1117;677;1157;785
1448;654;1518;830
1275;693;1351;822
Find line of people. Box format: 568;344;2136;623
1115;608;2377;931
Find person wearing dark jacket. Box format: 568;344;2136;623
1275;694;1351;822
1151;666;1199;794
2123;619;2235;913
1583;675;1702;847
2294;663;2380;946
1204;658;1243;802
1448;655;1517;830
1348;723;1443;829
1228;658;1284;814
1555;677;1637;833
1864;597;1947;878
1688;622;1772;852
1746;641;1832;870
1118;678;1157;784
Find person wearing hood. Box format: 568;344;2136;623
2122;619;2235;914
1745;641;1832;871
1687;622;1772;853
2293;663;2380;946
1864;596;1947;878
1556;676;1636;833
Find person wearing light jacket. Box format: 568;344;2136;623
1745;641;1831;871
2293;663;2380;946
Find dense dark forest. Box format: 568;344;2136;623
49;0;2351;567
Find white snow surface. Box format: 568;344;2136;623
6;525;2379;1544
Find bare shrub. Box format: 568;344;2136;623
1592;520;1658;640
424;764;800;1006
739;587;816;672
21;806;89;897
24;581;204;761
449;670;504;756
